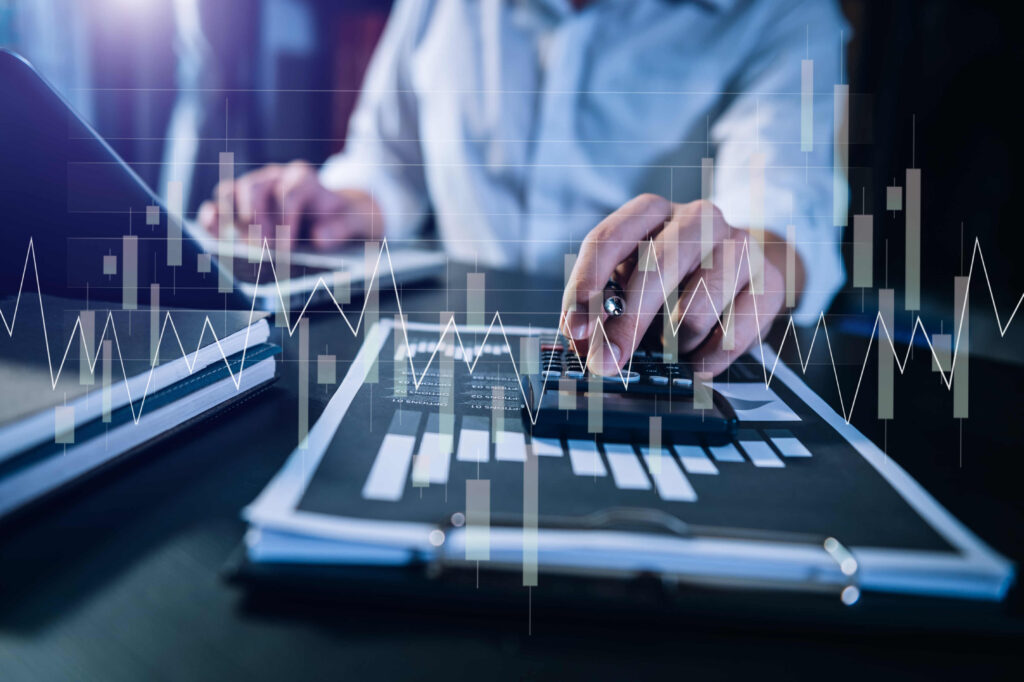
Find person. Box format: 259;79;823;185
198;0;849;377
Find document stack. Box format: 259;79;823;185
0;296;278;518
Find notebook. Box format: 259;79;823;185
0;295;270;461
0;343;279;518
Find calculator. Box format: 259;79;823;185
521;336;739;445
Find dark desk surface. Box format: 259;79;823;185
2;263;1022;680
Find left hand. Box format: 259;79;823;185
561;194;801;377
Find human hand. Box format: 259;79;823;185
561;194;800;376
197;160;381;250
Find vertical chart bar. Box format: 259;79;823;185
466;272;485;326
523;444;538;587
887;185;902;211
495;429;527;462
490;384;504;444
217;152;235;293
79;310;95;386
122;235;138;310
333;270;351;305
393;315;408;397
723;238;736;350
931;333;951;373
833;85;849;228
439;312;454;458
531;437;563;457
457;416;490;463
694;371;713;410
362;410;421;501
519;336;539;375
784;226;797;309
364;242;380;383
101;340;112;423
905;168;921;311
567;439;606;477
853;214;873;288
248;225;263;263
167;180;182;267
466;479;491;561
316;354;336;385
640;446;697;501
55;406;75;445
701;157;715;269
737;432;784;468
275;225;291;327
149;283;160;366
103;254;117;276
604;443;651;490
953;276;969;418
298;317;309;448
587;373;603;434
662;229;679;362
801;59;814;152
878;288;894;420
674;445;719;475
749;152;766;294
558;377;576;410
648;416;662;474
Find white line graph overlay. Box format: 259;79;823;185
0;234;1020;428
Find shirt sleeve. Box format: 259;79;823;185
710;0;850;325
319;0;432;242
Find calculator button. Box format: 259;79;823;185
647;375;669;386
603;371;640;384
672;377;694;389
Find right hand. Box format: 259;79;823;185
197;160;382;250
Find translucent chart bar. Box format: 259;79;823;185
800;59;814;152
79;310;94;386
765;430;812;458
954;276;969;418
466;479;490;561
878;288;895;421
833;84;849;228
708;443;744;463
852;214;873;288
603;443;651;490
567;439;606;477
456;416;490;463
466;272;485;326
167;179;182;267
530;437;563;457
737;431;784;468
54;406;75;444
362;410;422;501
931;333;951;373
495;429;527;462
905;168;921;311
640;447;696;502
217;152;234;294
122;235;137;310
674;445;719;475
298;317;309;448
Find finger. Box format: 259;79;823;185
674;237;751;354
562;193;671;341
276;162;318;248
232;164;280;241
310;216;367;251
598;203;728;374
689;269;784;376
198;200;218;235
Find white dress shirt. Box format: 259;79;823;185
321;0;850;322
